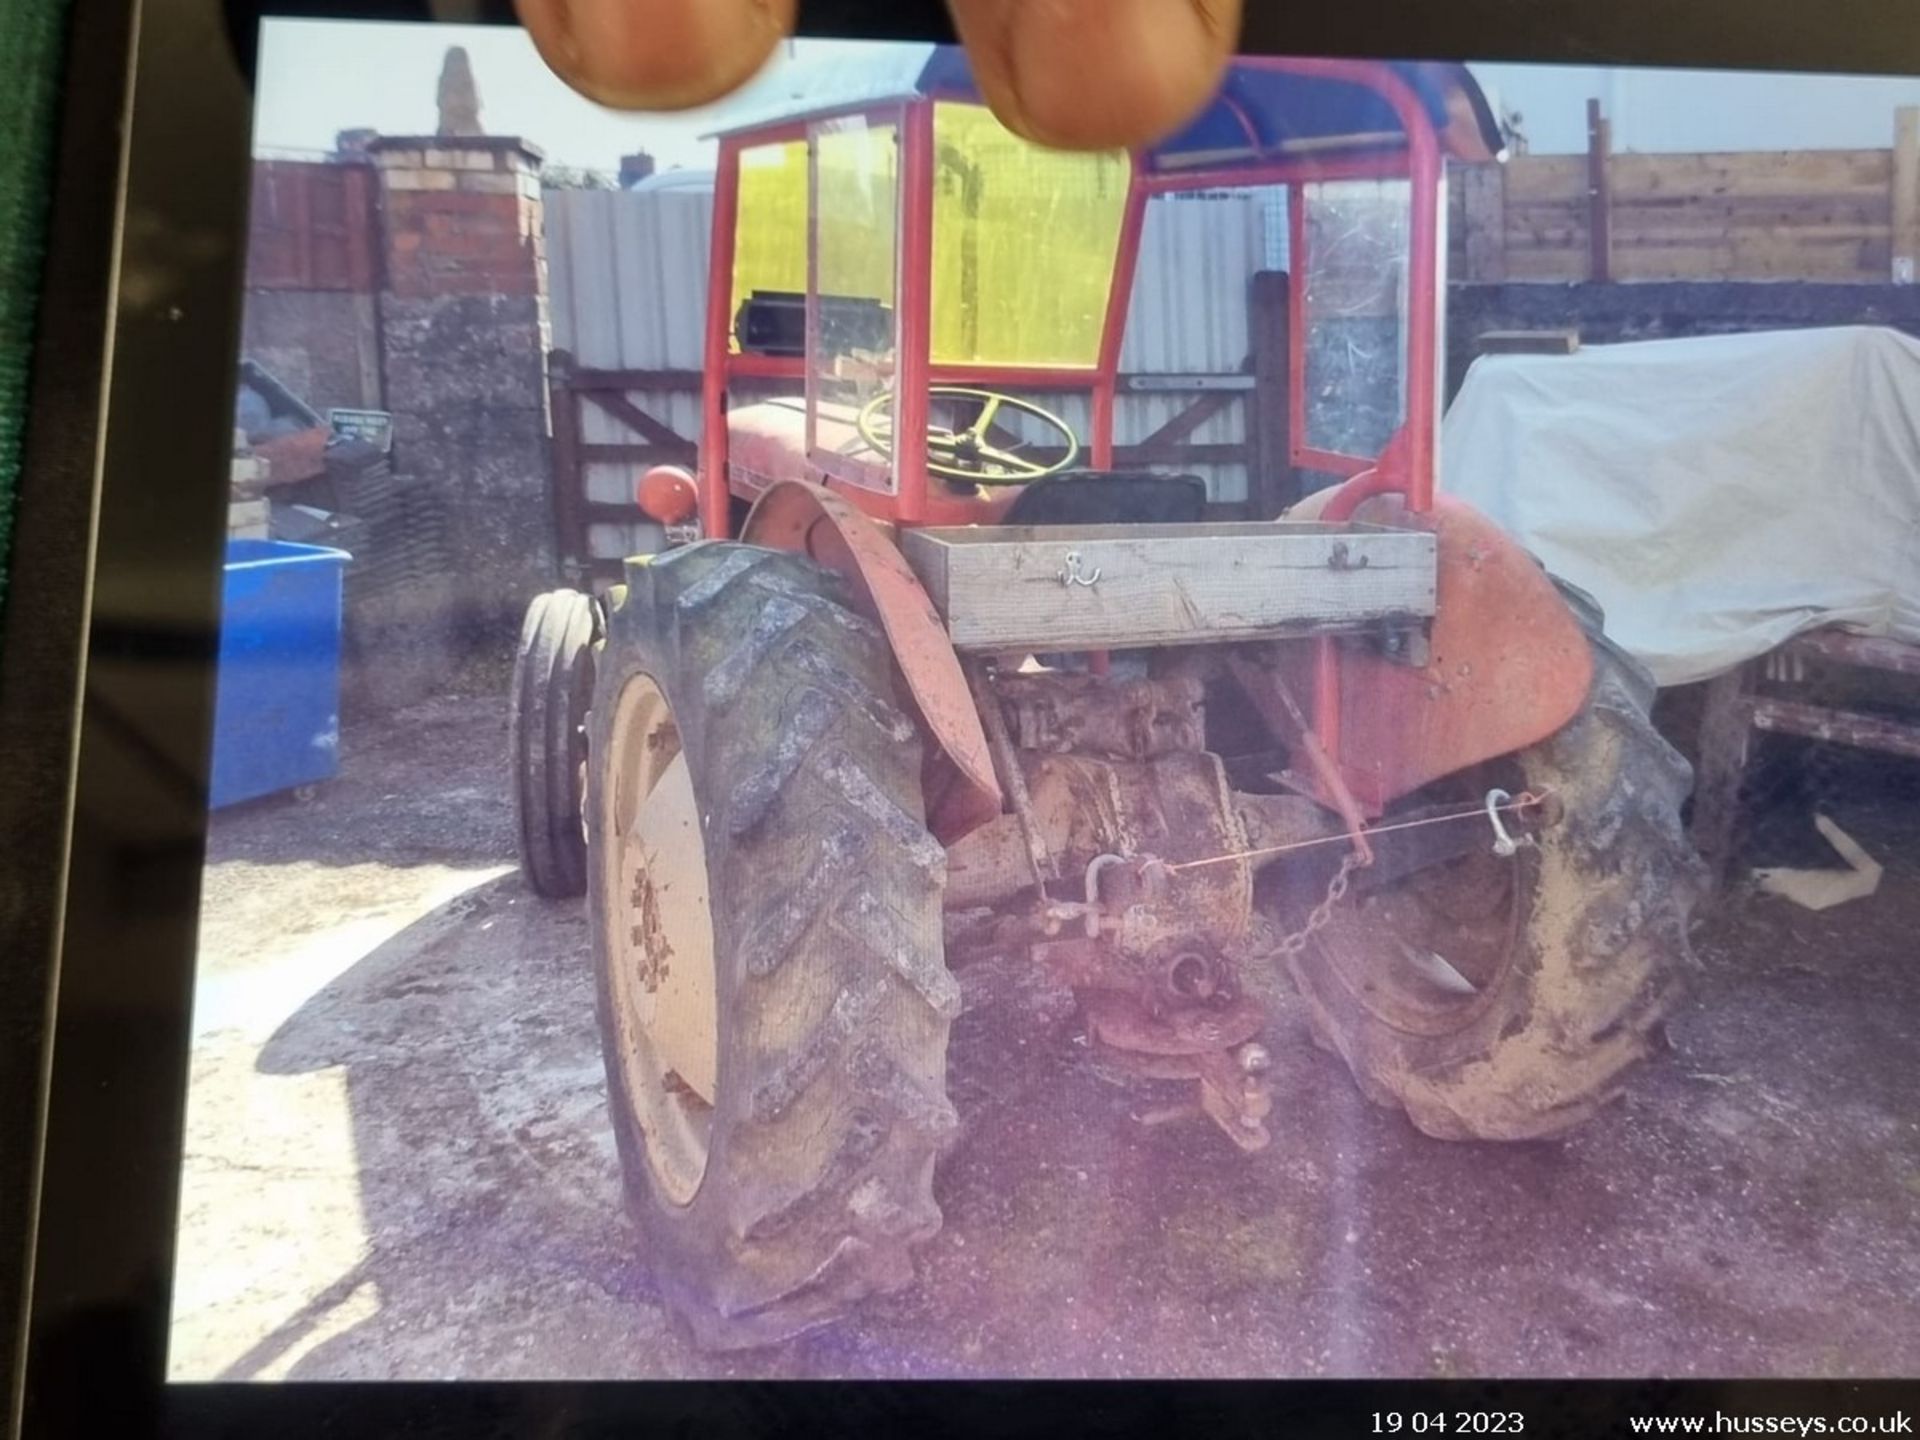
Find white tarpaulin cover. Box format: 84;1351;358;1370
1442;325;1920;686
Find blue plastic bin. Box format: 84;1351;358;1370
209;539;351;809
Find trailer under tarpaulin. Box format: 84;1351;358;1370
1443;325;1920;686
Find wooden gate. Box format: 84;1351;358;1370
546;351;699;584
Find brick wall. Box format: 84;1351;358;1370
374;140;546;299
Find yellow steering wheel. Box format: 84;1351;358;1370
857;386;1080;485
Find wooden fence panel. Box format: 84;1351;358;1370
248;161;378;293
1893;109;1920;282
1454;135;1913;285
1608;149;1890;200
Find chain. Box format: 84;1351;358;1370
1271;849;1364;960
1252;784;1556;962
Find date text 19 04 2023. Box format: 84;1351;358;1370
1375;1416;1525;1435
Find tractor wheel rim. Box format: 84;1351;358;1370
1320;767;1530;1035
601;672;719;1207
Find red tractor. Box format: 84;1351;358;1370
511;51;1701;1349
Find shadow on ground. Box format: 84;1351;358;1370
206;679;518;874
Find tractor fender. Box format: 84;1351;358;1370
1286;489;1594;813
741;480;1002;842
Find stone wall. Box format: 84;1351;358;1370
239;289;382;415
369;137;554;639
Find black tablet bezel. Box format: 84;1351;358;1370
16;0;1920;1433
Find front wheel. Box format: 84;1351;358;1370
1287;633;1705;1140
510;589;596;899
586;542;960;1349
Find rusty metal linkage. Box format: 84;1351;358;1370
1081;988;1276;1151
1226;652;1375;867
942;663;1567;1155
968;662;1056;900
994;672;1206;758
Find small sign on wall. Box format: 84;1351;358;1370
328;407;394;453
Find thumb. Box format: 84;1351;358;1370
513;0;798;111
946;0;1242;149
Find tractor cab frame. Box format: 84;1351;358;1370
677;53;1588;842
698;55;1501;532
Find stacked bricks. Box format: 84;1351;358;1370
371;137;547;300
229;428;270;540
366;136;555;640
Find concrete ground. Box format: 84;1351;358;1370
169;678;1920;1381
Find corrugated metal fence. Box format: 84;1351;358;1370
545;187;712;564
544;184;1282;570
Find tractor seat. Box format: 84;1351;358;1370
1001;470;1208;527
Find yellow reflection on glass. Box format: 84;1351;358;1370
931;103;1128;368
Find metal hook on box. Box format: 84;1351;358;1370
1058;550;1102;588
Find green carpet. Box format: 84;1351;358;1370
0;0;69;624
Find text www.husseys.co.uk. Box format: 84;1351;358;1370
1629;1415;1912;1436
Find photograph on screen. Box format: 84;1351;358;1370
172;20;1920;1380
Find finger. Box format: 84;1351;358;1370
947;0;1242;150
515;0;798;112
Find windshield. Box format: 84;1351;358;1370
729;138;808;342
807;113;902;488
1300;176;1411;464
931;103;1129;369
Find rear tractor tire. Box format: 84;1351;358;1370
1287;628;1705;1140
511;588;597;899
586;542;960;1350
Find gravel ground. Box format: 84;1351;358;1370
168;679;1920;1381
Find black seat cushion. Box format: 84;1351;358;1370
1001;471;1208;527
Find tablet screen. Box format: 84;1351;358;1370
172;17;1920;1381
